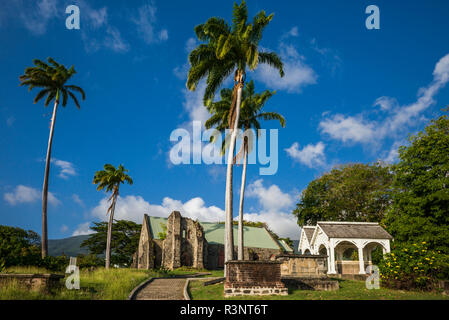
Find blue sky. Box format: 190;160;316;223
1;0;449;240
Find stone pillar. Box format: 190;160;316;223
358;246;365;274
367;248;372;263
328;243;337;274
163;211;182;270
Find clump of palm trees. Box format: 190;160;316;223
19;0;286;270
187;0;285;265
205;80;285;259
20;57;85;258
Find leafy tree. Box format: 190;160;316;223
187;1;284;265
0;225;41;267
93;164;133;269
384;112;449;253
206;80;284;259
19;57;85;258
293;163;394;226
80;220;141;267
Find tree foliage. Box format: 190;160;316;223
19;57;85;109
0;225;41;267
293;163;394;226
80;220;141;266
384;113;449;253
187;0;284;106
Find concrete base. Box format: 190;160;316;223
334;274;368;281
281;276;339;291
224;285;288;297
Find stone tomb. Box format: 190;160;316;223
0;273;64;292
224;260;288;297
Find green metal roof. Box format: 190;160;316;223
147;216;280;250
147;216;169;238
277;239;294;252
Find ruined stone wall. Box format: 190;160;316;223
162;211;206;270
153;239;164;267
136;215;154;270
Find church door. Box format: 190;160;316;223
218;248;224;268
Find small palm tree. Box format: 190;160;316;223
187;0;284;265
206;80;285;259
93;164;133;269
19;57;85;258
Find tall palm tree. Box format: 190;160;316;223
187;0;284;266
93;164;133;269
205;80;285;260
19;57;85;258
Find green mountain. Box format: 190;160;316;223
48;234;91;257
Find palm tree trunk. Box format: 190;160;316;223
41;97;59;258
105;190;117;269
237;138;248;260
224;78;243;271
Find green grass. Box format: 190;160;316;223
4;266;61;275
188;278;449;300
0;267;209;300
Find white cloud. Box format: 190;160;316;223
52;159;76;179
246;179;294;212
72;194;84;207
182;82;210;124
87;180;300;239
374;96;397;111
19;0;58;35
285;142;326;168
104;26;129;53
90;195;225;224
319;53;449;145
3;185;60;206
173;38;198;80
78;1;129;53
60;224;68;233
310;38;342;75
244;179;300;239
243;211;299;239
72;222;94;236
319;114;377;144
48;192;61;206
281;26;298;39
255;43;317;93
132;3;168;44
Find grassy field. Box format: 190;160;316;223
188;278;449;300
0;266;208;300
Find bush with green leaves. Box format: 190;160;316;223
379;242;449;291
76;254;104;270
39;255;69;272
0;225;42;267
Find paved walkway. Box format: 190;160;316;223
134;278;187;300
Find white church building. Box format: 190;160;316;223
298;221;393;275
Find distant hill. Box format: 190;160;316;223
48;234;91;257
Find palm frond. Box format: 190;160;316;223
258;51;284;77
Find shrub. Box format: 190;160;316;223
379;242;449;291
39;255;69;273
77;254;104;270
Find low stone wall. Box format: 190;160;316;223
275;254;327;277
224;261;288;297
0;274;64;292
281;277;339;291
